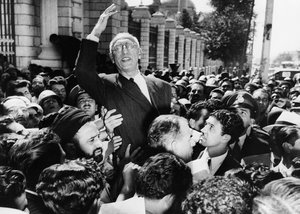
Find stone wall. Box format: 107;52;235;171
13;0;220;73
14;0;40;68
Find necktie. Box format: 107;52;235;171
130;78;140;91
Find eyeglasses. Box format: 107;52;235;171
112;42;138;52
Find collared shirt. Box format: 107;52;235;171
187;148;228;183
131;72;152;104
99;195;145;214
271;158;294;177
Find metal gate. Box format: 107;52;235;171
148;25;157;69
164;30;169;68
0;0;15;66
128;12;141;43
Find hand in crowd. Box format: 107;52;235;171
104;135;122;159
101;107;123;137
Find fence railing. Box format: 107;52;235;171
0;0;15;66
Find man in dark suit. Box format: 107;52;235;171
188;110;244;183
74;4;172;158
222;91;272;164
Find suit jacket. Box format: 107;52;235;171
231;126;271;162
214;151;242;176
75;39;172;158
26;191;54;214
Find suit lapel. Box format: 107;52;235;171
117;74;153;112
144;75;160;112
215;151;242;176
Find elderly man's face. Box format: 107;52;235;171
111;38;140;75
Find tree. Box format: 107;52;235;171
272;52;293;66
180;9;193;29
194;0;255;67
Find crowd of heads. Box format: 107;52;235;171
1;36;300;214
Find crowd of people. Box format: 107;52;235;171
0;4;300;214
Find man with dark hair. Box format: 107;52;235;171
6;80;32;102
75;4;172;159
188;110;244;182
186;99;222;132
48;76;67;104
222;91;272;164
186;99;223;159
68;85;98;120
36;159;105;214
187;81;205;104
0;166;28;212
100;153;192;214
8;128;64;214
50;106;122;164
252;88;271;127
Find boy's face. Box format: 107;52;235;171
201;116;224;148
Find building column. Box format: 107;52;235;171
200;42;205;67
132;6;151;72
120;10;129;32
165;18;176;66
176;25;184;72
151;11;165;70
195;33;201;77
190;31;197;69
72;0;84;38
184;28;191;70
31;0;61;68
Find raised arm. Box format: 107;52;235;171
74;4;118;106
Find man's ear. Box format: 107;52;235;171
282;142;293;154
109;53;115;63
189;119;196;129
222;134;231;144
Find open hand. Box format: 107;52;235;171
91;4;118;37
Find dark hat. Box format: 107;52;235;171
68;85;87;107
222;91;258;118
211;88;224;95
49;76;66;87
51;106;91;144
279;80;291;88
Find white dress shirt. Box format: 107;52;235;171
131;72;152;104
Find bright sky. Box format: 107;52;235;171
126;0;300;62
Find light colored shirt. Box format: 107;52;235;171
188;148;227;183
131;72;152;104
271;158;293;177
99;196;145;214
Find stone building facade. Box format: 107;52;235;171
7;0;221;76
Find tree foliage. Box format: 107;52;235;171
272;52;293;66
194;0;254;66
180;9;193;29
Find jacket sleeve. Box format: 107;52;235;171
74;39;105;106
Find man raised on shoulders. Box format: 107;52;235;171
74;4;172;158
